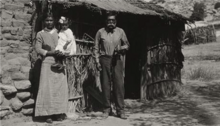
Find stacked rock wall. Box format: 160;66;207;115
0;0;34;119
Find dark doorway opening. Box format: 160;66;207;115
117;15;146;99
124;36;142;99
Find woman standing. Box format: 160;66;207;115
34;13;68;123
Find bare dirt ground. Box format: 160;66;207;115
2;41;220;126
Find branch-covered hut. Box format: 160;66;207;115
31;0;189;112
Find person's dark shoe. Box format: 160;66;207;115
117;113;127;120
62;114;67;120
56;116;63;121
55;114;66;121
46;118;53;123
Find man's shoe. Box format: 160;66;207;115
117;114;127;120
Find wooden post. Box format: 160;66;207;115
41;0;48;29
212;24;217;42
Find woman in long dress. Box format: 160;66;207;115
34;14;68;123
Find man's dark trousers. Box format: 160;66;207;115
99;55;125;115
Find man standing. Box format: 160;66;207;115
94;12;129;119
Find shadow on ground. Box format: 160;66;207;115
126;82;220;126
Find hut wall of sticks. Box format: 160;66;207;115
183;24;217;45
139;21;184;100
30;0;190;113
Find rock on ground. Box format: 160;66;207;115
10;97;23;111
21;108;33;115
0;110;10;119
0;106;11;119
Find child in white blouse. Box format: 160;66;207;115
52;16;76;70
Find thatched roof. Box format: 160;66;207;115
51;0;160;15
50;0;189;22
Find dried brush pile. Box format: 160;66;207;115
187;66;216;81
142;40;184;100
184;25;217;45
65;54;100;113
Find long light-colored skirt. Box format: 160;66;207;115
35;57;68;117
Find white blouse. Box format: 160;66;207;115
56;28;76;55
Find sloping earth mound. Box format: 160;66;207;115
149;0;220;21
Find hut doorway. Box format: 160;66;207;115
117;15;146;99
124;35;142;99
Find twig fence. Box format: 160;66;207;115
65;39;100;113
183;25;217;45
141;38;184;100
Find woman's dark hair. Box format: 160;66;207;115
44;13;54;21
42;13;55;28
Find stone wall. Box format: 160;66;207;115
0;0;34;119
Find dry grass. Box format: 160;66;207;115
187;66;216;81
182;60;220;80
182;41;220;82
183;42;220;60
